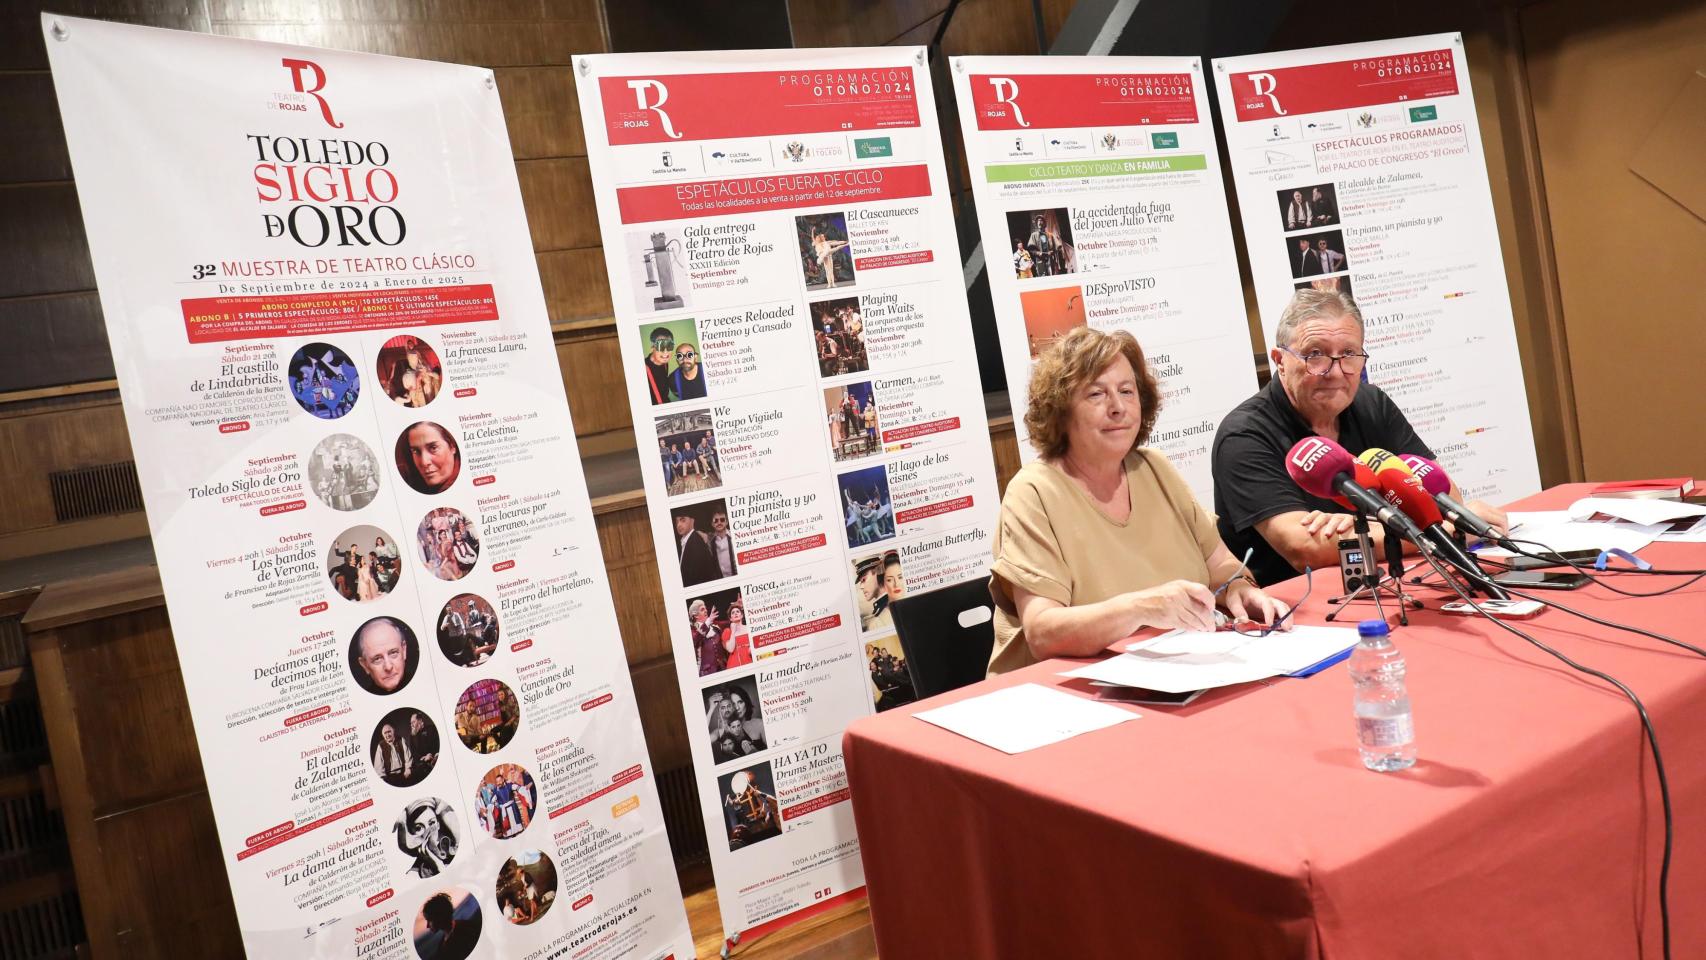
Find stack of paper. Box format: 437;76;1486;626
914;683;1140;754
1484;510;1662;557
1060;625;1359;694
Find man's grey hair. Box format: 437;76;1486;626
1275;289;1364;348
688;598;707;618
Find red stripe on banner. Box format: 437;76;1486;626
260;499;306;517
852;250;932;271
895;495;973;524
1229;49;1458;121
753;614;841;648
299;601;328;616
580;693;613;711
283;705;330;727
454;387;477;398
617;165;932;224
881;416;959;443
181;285;498;343
219;420;250;434
599;69;919;144
492;559;515;572
235;799;373;861
737;533;828;564
511;638;533;653
736;888;868;945
366;889;393;908
781;787;851;821
968;73;1198;130
548;765;645;818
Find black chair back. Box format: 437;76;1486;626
890;578;996;700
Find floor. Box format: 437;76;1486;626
681;865;877;960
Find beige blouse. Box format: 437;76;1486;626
988;448;1222;675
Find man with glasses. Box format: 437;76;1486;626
644;328;677;405
708;510;738;579
671;342;708;401
1210;288;1508;586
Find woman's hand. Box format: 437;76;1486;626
1222;578;1292;630
1128;580;1217;633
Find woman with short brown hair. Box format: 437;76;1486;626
989;327;1290;675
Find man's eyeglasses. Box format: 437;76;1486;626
1222;566;1311;636
1280;346;1369;377
676;349;697;361
651;337;674;351
712;516;727;526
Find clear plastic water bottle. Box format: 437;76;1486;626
1349;618;1416;772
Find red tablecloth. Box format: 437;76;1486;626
844;483;1706;958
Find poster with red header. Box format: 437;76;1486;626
1213;34;1540;501
950;56;1259;498
574;48;1002;940
43;15;691;959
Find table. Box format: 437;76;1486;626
843;483;1706;959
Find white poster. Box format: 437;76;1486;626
1212;33;1541;500
574;48;1002;939
44;16;691;960
951;56;1258;498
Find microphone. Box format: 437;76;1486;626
1358;448;1508;599
1399;454;1515;549
1284;437;1430;549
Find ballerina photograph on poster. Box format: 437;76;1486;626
839;464;895;547
376;334;443;409
287;341;361;419
797;211;855;290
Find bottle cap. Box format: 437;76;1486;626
1357;619;1390;638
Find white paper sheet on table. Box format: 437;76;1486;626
1059;625;1359;693
1482;511;1659;558
1568;497;1706;526
912;683;1140;753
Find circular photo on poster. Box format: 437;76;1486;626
496;850;558;926
370;706;439;789
287;341;361;419
347;615;420;696
436;593;499;668
326;525;402;603
308;433;382;512
472;763;536;840
412;886;483;960
393;797;460;880
454;679;520;755
416;507;480;582
395;421;461;495
378;334;444;409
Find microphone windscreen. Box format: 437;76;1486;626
1399;454;1452;497
1329;462;1381;510
1285;436;1355;499
1358;448;1444;527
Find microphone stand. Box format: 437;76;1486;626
1326;514;1422;626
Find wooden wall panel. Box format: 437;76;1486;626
0;293;115;394
1520;0;1706;481
0;185;94;300
597;505;673;665
555;325;633;437
496;65;587;159
540;248;617;324
0;72;71;184
0;397;133;536
517;158;602;251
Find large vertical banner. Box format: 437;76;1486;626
45;16;692;959
575;48;1001;939
1213;34;1541;500
951;56;1258;497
